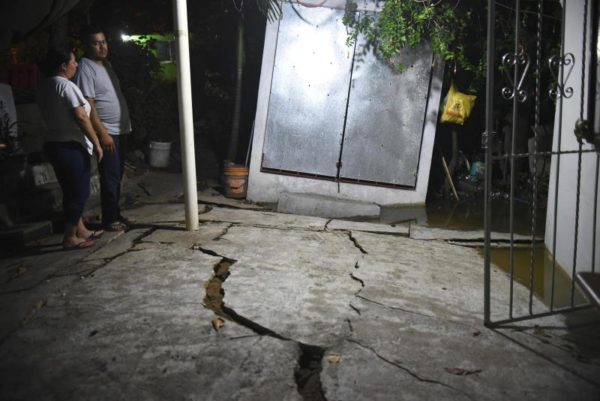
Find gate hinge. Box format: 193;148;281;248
481;131;493;150
574;118;594;145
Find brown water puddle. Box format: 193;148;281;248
481;246;587;308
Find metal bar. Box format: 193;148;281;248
487;304;593;328
528;0;543;316
484;0;495;327
550;0;568;311
572;0;589;306
510;0;521;317
493;149;597;159
593;155;599;273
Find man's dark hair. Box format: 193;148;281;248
44;46;73;75
82;25;105;43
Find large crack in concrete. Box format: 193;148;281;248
197;247;328;401
347;339;476;401
349;257;434;319
347;231;368;254
213;223;234;241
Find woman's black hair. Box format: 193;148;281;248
44;46;74;75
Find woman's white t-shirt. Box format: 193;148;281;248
37;76;93;154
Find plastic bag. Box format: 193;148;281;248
440;82;477;125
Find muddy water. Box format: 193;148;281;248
482;246;586;308
420;199;586;308
422;198;547;235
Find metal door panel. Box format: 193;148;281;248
340;35;433;187
261;4;353;177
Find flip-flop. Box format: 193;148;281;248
63;239;96;251
88;230;104;240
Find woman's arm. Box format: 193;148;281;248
73;106;104;161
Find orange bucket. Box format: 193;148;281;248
223;165;249;199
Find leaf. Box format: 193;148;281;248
211;317;226;331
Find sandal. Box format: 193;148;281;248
87;230;104;240
104;221;128;231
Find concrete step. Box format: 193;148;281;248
276;191;380;219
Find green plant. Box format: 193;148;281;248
343;0;490;92
344;0;484;77
108;37;169;147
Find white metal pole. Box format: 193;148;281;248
173;0;199;230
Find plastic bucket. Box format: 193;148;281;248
149;141;171;168
223;165;249;198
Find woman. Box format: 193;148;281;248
37;47;104;250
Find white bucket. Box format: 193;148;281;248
149;141;171;168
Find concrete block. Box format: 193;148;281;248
276;191;379;219
29;162;57;187
0;220;53;250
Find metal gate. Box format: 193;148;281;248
483;0;600;326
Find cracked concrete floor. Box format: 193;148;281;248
1;178;599;400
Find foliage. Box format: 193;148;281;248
343;0;485;82
255;0;283;22
343;0;563;94
107;38;178;146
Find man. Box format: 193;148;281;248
75;26;133;231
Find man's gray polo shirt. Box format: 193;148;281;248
75;57;131;135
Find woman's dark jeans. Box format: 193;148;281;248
44;141;91;226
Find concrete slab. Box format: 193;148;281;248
343;231;549;322
327;219;409;236
199;206;328;230
83;228;147;262
322;306;600;401
124;203;208;226
0;246;302;401
277;191;380;219
203;226;363;347
1;190;599;401
139;222;233;249
410;225;543;242
198;188;266;210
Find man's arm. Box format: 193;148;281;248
85;96;115;152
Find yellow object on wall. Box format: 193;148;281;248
440;82;477;125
